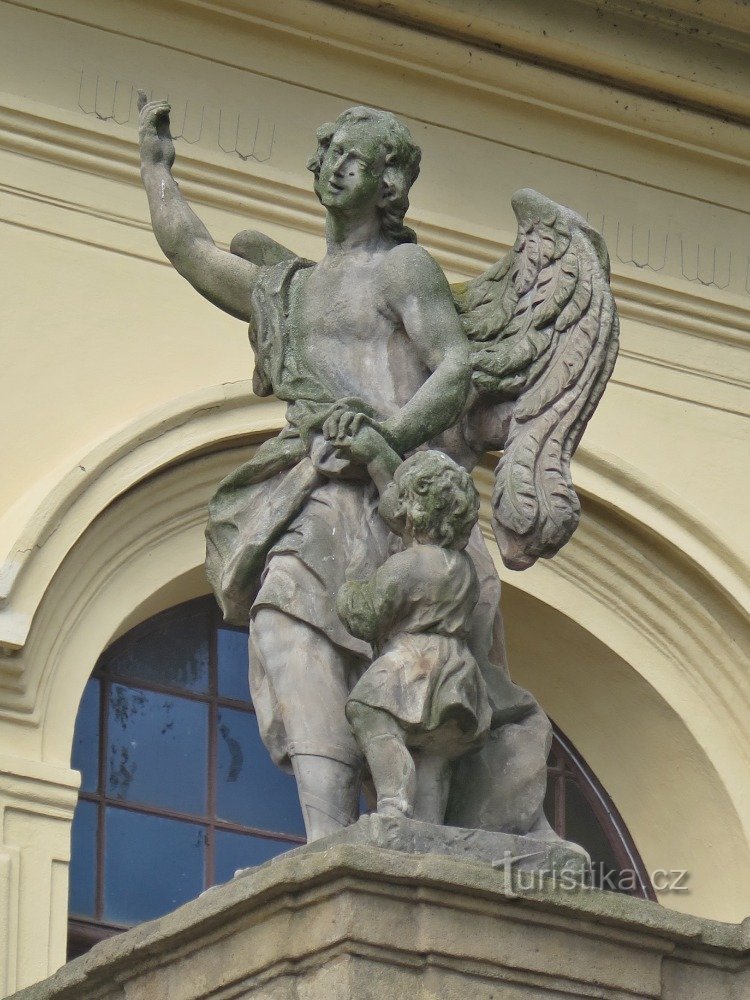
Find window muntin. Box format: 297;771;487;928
69;597;305;954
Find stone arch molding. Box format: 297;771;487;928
0;384;747;836
0;381;284;672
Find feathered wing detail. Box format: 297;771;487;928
454;188;619;570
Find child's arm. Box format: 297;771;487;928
336;556;408;645
336;580;380;644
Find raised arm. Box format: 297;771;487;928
137;92;258;322
379;245;471;453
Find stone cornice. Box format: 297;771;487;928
319;0;750;126
577;0;750;40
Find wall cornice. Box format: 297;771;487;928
6;0;750;172
166;0;750;149
2;95;748;397
575;0;750;41
318;0;750;126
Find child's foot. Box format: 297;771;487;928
377;796;413;819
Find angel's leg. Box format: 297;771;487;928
347;703;416;818
249;608;362;841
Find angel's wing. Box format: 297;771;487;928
453;188;619;570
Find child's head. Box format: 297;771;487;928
380;450;480;550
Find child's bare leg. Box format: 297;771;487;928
413;754;452;824
347;703;416;818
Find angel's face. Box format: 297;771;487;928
315;122;387;217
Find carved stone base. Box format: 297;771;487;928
13;844;749;999
289;812;589;874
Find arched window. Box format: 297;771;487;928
68;596;653;958
545;725;654;899
68;597;304;958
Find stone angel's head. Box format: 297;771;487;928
379;450;480;551
307;106;421;244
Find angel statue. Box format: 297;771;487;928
137;92;619;846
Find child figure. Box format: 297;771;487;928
336;448;492;824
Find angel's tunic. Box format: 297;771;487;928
205;257;392;660
205;257;536;772
343;546;492;755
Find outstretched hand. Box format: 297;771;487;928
137;90;175;169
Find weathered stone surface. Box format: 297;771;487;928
13;845;749;999
137;95;620;845
286;812;589;873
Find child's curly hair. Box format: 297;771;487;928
306;106;421;245
386;451;480;550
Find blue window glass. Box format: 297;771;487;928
217;628;251;702
216;708;305;836
107;685;208;815
106;602;210;693
67;598;318;958
72;679;100;793
69;800;97;918
213;829;291;885
104;808;206;924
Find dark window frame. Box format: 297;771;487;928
546;724;656;900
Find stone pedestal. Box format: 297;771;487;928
12;842;750;1000
297;813;589;873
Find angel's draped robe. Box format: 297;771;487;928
205;257;549;831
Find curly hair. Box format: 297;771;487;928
388;451;480;550
306;106;422;245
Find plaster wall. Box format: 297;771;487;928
0;0;748;993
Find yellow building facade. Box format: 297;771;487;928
0;0;748;993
